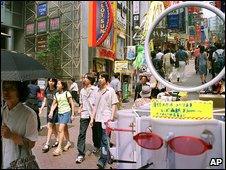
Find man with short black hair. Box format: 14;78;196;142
89;72;118;169
110;72;122;108
175;45;188;82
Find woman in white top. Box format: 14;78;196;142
1;81;38;169
69;78;79;105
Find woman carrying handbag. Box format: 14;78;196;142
1;81;39;169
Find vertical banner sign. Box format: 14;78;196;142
88;1;113;47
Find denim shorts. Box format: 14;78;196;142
58;111;71;124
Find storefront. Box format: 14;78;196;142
93;47;115;75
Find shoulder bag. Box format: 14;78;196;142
9;137;39;169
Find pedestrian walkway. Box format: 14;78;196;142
33;97;135;169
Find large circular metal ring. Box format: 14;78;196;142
144;1;225;92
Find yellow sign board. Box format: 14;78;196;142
114;60;128;73
150;100;213;120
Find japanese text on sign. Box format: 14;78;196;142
150;100;213;120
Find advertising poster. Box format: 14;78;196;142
127;46;136;60
50;18;60;30
37;20;47;33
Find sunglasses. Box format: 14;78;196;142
133;132;212;156
105;121;212;156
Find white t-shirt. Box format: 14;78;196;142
54;91;72;114
2;102;38;169
69;82;78;92
94;86;118;129
156;52;164;60
79;85;97;119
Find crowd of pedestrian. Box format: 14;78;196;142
1;42;224;169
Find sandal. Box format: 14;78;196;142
63;142;72;151
52;141;59;148
53;148;62;156
76;155;84;164
42;144;50;153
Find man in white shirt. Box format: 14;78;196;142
76;73;97;163
110;72;122;108
156;48;164;60
90;72;118;169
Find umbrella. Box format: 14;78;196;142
1;49;55;81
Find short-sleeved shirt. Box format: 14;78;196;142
79;85;97;119
69;82;78;92
163;53;172;66
45;88;58;114
54;91;72;114
94;86;118;128
2;102;38;169
176;49;188;61
110;78;122;93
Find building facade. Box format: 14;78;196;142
1;1;25;52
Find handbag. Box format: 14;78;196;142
9;137;39;169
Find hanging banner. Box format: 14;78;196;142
127;46;136;60
88;1;113;47
151;100;213;120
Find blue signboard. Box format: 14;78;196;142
167;9;185;31
37;3;47;17
167;14;179;29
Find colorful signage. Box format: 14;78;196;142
26;23;35;35
37;35;47;51
37;20;47;33
37;3;47;17
88;1;113;47
150;100;213;120
127;46;136;60
50;18;60;30
116;1;127;31
96;47;115;61
114;60;128;72
167;8;185;30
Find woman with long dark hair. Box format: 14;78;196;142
39;78;59;153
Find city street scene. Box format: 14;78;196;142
1;1;225;169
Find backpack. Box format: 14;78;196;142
213;51;225;74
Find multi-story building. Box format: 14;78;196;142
1;1;25;52
2;1;133;81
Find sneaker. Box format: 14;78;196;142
63;142;72;151
75;155;84;164
53;148;62;156
42;144;50;153
52;141;59;148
